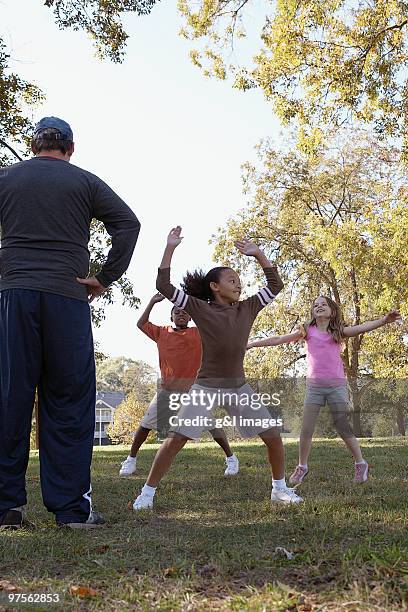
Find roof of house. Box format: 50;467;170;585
96;390;125;409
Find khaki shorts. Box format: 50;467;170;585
304;384;349;407
168;383;282;440
302;384;353;438
140;389;175;435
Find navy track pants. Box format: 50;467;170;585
0;289;96;524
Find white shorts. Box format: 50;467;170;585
168;383;282;440
140;389;174;433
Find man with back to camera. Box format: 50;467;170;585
0;116;140;529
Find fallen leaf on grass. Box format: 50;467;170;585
0;580;22;592
275;547;295;560
163;566;179;577
95;544;109;554
69;585;98;598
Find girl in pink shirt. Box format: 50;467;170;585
248;295;400;485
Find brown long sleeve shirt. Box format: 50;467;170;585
157;266;283;388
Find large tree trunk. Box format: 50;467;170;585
347;268;364;437
396;405;406;436
349;380;363;437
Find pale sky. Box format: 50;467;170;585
2;0;280;371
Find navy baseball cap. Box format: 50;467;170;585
34;116;73;141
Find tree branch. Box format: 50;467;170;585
0;139;24;161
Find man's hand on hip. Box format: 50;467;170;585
76;276;107;303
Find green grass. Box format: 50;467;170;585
1;438;407;611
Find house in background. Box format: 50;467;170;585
94;390;125;446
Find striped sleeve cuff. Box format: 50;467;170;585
256;287;276;307
171;287;189;309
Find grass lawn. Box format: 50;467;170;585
0;438;407;611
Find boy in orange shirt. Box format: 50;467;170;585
119;293;239;476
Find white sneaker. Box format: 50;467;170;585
119;456;137;477
224;453;239;476
132;493;154;511
271;486;303;504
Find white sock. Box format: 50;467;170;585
127;455;137;462
299;464;308;469
141;484;157;497
272;478;286;490
355;460;366;465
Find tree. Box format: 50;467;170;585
96;355;157;401
1;1;158;161
88;221;140;325
0;42;44;166
179;0;408;158
107;391;154;444
362;378;408;437
44;0;157;63
213;130;408;435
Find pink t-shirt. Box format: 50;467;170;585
306;325;346;385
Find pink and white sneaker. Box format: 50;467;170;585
289;465;309;485
354;460;369;483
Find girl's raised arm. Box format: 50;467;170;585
342;310;401;337
156;226;186;305
234;239;284;305
156;227;202;316
159;226;183;269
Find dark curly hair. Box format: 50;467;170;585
181;267;232;301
